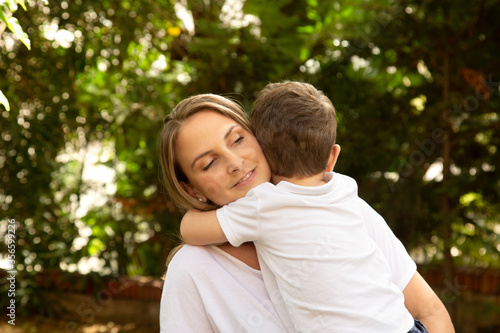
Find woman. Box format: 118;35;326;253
158;94;454;332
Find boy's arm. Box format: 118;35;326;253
180;209;228;246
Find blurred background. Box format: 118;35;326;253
1;0;499;332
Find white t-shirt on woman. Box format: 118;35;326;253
160;244;289;332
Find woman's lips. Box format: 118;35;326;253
233;169;255;187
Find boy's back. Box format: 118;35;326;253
217;172;415;332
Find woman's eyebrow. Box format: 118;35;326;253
224;125;239;140
191;151;211;169
190;125;240;168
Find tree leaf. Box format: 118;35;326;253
0;8;8;25
16;0;27;11
7;16;30;49
0;90;10;111
7;0;17;11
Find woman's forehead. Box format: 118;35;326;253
181;110;239;137
175;111;241;162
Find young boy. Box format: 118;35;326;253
180;81;425;332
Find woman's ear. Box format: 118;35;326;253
180;181;207;203
326;144;341;172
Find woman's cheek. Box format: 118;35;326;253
199;179;222;201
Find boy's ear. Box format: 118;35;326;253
180;181;207;202
326;144;341;172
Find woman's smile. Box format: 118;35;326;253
233;169;255;188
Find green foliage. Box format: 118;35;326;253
0;0;34;50
0;0;40;110
0;0;499;314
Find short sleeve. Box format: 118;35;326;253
357;197;417;290
216;188;260;247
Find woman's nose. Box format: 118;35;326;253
227;153;243;173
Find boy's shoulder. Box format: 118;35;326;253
330;172;358;186
244;181;276;197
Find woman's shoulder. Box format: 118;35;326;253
168;244;214;268
163;245;214;285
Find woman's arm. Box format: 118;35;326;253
180;209;227;245
403;271;455;333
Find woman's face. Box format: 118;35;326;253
175;110;272;206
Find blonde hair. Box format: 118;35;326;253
158;94;251;273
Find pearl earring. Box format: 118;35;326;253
198;198;203;202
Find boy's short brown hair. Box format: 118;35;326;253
251;81;337;178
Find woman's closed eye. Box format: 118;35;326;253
201;135;244;171
202;159;216;171
234;136;244;145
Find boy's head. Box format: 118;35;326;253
251;81;337;178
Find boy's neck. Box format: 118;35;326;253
272;171;329;187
